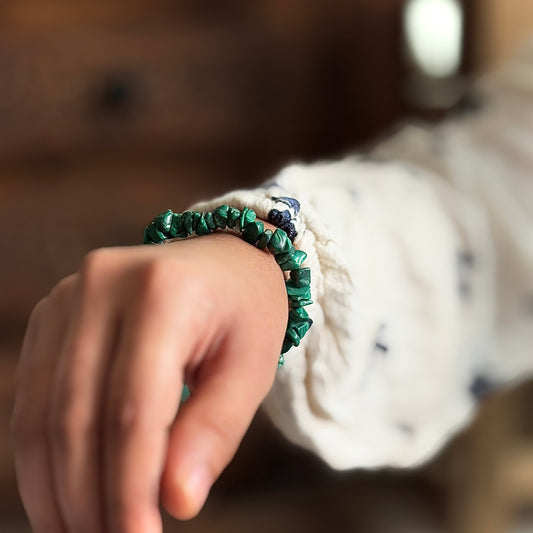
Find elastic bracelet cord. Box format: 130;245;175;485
143;205;313;367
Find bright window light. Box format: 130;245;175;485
404;0;463;78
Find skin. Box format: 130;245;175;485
10;227;288;533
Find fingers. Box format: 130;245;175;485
101;266;216;533
160;328;278;520
11;279;75;533
47;253;119;533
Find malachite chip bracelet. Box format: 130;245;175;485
143;205;313;366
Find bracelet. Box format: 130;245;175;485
143;205;313;366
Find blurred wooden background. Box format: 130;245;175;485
0;1;532;532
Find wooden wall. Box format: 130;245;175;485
0;1;408;526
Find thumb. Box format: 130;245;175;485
160;331;279;520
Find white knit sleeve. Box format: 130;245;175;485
189;41;533;470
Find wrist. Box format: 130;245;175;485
143;206;312;365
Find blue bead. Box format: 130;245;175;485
284;223;297;241
279;210;291;223
272;196;301;212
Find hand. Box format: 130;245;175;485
11;230;288;533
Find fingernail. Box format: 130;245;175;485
183;464;211;513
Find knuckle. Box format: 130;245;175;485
49;274;77;303
80;248;114;288
139;259;171;290
48;400;93;450
137;259;180;306
107;399;145;439
139;258;212;307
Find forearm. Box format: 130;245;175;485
187;42;533;471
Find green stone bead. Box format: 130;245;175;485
196;214;210;235
277;354;285;367
285;282;311;301
181;385;191;403
154;209;173;232
278;250;307;271
299;319;313;336
280;237;293;254
288;318;313;339
182;211;194;234
227;207;241;228
290;267;311;288
205;212;217;230
145;224;166;244
239;207;256;230
143;226;155;244
169;213;180;237
192;211;202;231
169;213;184;238
257;229;273;249
267;228;289;254
213;205;229;228
289;298;313;308
289;307;310;321
281;338;292;354
285;244;296;255
285;328;301;347
274;247;296;267
153;226;166;242
243;220;264;244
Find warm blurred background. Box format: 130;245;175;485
0;1;532;532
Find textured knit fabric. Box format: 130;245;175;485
190;42;533;470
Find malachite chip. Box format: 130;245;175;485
278;250;307;270
239;207;256;230
285;282;311;301
281;339;292;354
145;224;166;244
195;214;210;235
243;220;264;244
289;307;309;320
257;229;273;249
227;207;241;228
285;328;301;347
267;228;289;254
289;298;313;308
182;211;194;234
213;205;229;228
192;211;202;231
205;212;217;230
154;209;173;232
290;267;311;287
288;319;312;339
